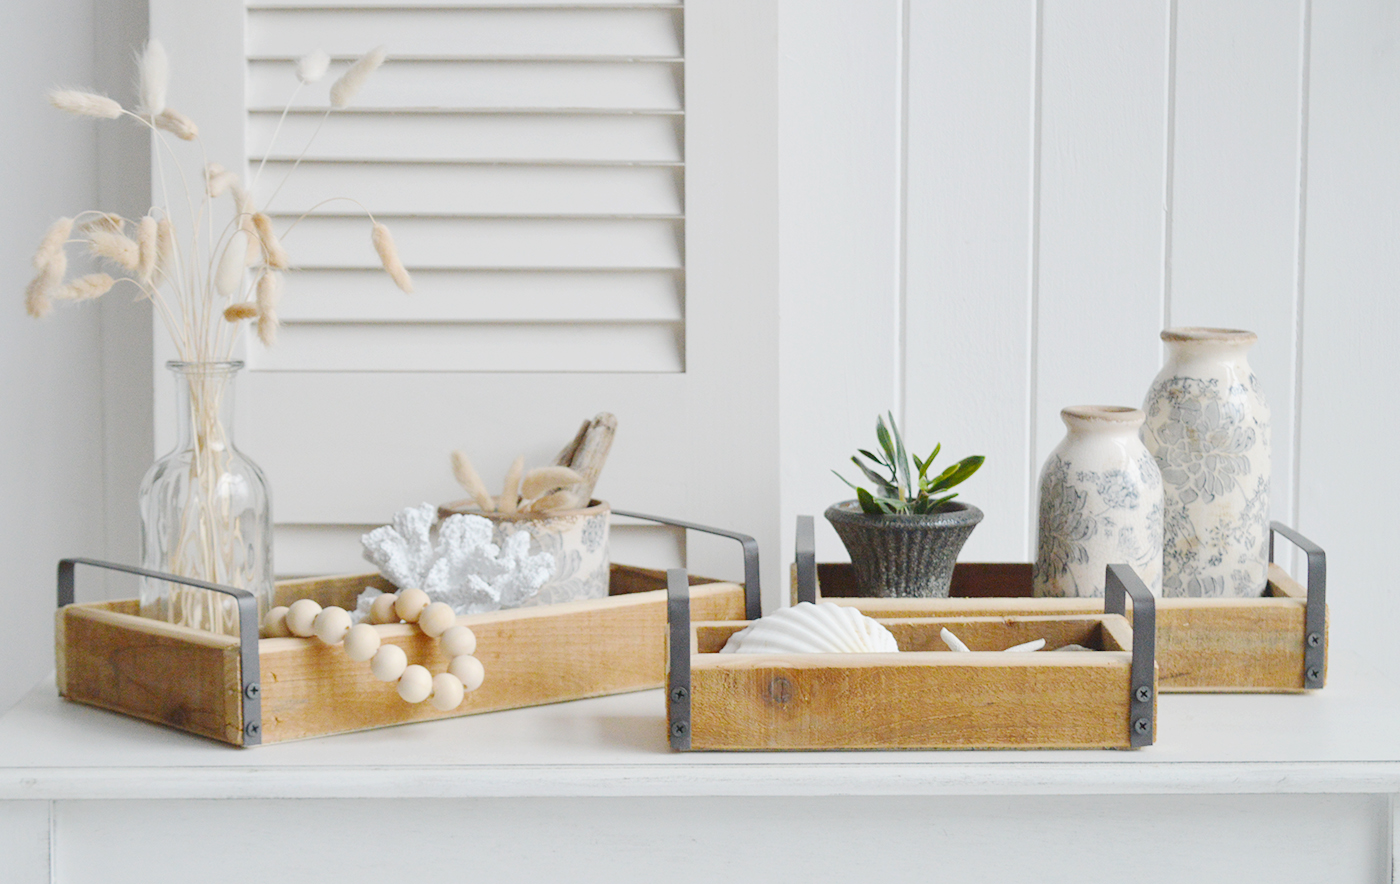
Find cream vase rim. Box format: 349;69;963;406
1160;327;1257;345
1061;405;1145;426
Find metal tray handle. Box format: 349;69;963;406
57;557;263;746
1269;522;1327;689
1104;564;1157;748
611;509;761;621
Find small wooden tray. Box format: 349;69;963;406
55;514;759;747
665;565;1157;750
791;519;1327;694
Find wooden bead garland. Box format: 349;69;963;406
263;590;484;710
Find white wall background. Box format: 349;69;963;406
3;0;1399;713
780;0;1400;680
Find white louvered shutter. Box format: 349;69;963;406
153;0;780;595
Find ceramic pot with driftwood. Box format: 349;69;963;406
828;413;985;598
442;413;617;606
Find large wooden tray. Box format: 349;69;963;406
790;519;1327;693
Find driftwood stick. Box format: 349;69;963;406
553;412;617;508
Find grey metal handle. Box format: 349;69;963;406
612;509;762;620
1103;564;1156;748
57;557;263;746
666;568;692;751
795;515;817;605
1269;522;1327;689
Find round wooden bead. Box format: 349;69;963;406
370;644;408;682
343;623;381;662
429;672;465;711
397;664;433;703
448;654;485;692
368;593;399;625
417;602;456;638
263;606;291;638
394;587;431;623
285;599;323;637
439;625;477;658
312;606;352;645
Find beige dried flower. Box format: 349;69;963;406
154;218;174;281
252;213;289;269
231;185;261;262
222;301;259;322
88;228;140;271
520;466;584;502
24;263;64;319
59;273;116;301
330;45;386;109
205;162;237;198
255;271;282;347
297;49;331;84
450;451;496;512
48;90;123;119
215;229;249;297
33;218;73;268
371;222;412;293
522;490;575;514
154;108;198;141
497;455;525;514
80;213;124;234
137;39;168;116
136;216;158;281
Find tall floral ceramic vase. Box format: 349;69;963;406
1033;406;1163;598
1142;328;1270;597
138;361;274;636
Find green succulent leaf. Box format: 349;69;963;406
842;416;983;514
855;486;882;514
851;456;896;495
888;411;912;494
924;455;985;494
857;448;889;469
875;417;897;469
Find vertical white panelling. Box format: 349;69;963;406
1169;0;1306;528
777;0;903;571
903;0;1038;562
1301;0;1400;679
1035;1;1171;477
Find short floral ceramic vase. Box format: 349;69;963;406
1033;406;1163;598
1142;328;1271;597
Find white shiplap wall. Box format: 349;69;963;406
780;0;1400;678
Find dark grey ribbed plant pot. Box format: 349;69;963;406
824;500;984;598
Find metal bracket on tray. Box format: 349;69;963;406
1104;564;1157;748
795;515;818;605
57;557;263;747
1268;522;1327;689
666;568;693;751
611;509;761;621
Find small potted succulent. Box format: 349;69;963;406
826;414;985;598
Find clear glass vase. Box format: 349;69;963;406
138;361;273;635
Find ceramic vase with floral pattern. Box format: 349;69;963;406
1142;328;1270;597
1033;406;1163;598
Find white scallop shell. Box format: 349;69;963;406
719;602;900;654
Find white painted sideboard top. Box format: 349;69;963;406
2;651;1398;803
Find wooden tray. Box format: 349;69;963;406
665;565;1157;750
790;519;1326;694
54;506;766;748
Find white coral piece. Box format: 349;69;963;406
361;503;554;616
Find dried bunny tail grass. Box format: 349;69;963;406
154;218;175;280
205;162;238;198
520;466;584;502
231;185;261;262
33;217;73;268
252;213;289;269
371;222;412;293
58;273;116;302
297;49;331;84
154;108;198;140
222;301;259;322
497;455;526;514
24;262;64;319
330;45;387;109
450;451;496;512
215;229;249;297
80;213;125;234
523;490;575;514
255;271;282;347
137;40;168;116
136;216;158;281
87;228;140;271
48;90;123;119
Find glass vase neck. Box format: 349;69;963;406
167;360;244;452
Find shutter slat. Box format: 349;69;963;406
258;162;683;216
248;112;683;162
247;60;682;111
247;8;681;57
274;269;682;322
